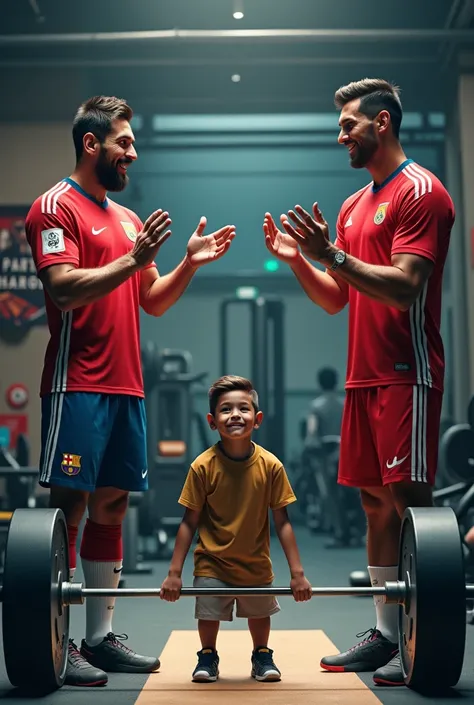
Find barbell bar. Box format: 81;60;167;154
0;506;469;693
67;585;393;600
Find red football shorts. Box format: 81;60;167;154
338;385;443;487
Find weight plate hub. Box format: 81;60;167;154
399;506;466;689
2;508;70;692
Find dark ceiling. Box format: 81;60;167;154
1;0;474;120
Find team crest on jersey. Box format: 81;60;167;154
120;221;137;242
61;453;81;477
374;202;390;225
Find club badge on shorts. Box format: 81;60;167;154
374;202;390;225
120;221;137;242
61;453;81;477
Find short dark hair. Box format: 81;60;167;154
208;375;259;416
318;367;338;391
334;78;403;139
72;95;133;161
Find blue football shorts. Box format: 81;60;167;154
39;392;148;492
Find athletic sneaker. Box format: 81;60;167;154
251;647;281;682
320;628;398;672
80;632;160;673
65;639;108;687
373;652;404;686
192;648;220;682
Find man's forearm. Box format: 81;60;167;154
142;257;197;317
276;521;305;578
168;520;196;577
320;244;414;310
46;254;140;311
290;254;347;314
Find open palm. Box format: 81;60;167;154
263;213;300;263
186;217;235;268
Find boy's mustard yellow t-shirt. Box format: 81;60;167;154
178;443;297;585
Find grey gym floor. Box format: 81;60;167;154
0;525;473;704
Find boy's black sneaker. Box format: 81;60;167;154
320;628;398;672
251;646;281;682
192;648;220;682
373;652;404;686
80;633;160;673
65;639;108;687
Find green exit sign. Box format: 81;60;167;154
264;260;280;272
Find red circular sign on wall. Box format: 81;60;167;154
6;383;29;410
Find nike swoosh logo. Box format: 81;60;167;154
92;227;107;235
386;454;409;469
142;469;148;478
113;567;123;574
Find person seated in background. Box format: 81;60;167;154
304;367;344;446
160;375;312;683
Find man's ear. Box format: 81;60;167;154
207;412;217;430
83;132;100;157
254;410;264;429
377;110;391;135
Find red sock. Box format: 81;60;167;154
67;524;78;571
80;519;123;562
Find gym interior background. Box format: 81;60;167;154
2;0;474;701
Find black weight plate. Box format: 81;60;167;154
398;506;466;690
440;423;474;483
2;508;69;692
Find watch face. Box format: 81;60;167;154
335;251;345;264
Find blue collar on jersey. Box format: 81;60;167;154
63;177;109;209
372;158;414;194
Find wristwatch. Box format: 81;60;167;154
330;250;346;270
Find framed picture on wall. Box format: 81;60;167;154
0;206;46;344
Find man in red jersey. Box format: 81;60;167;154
263;78;454;687
26;95;236;687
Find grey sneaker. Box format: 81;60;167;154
65;639;108;687
373;651;404;686
320;628;398;672
80;632;160;674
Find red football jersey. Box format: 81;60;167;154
335;159;455;392
26;178;155;398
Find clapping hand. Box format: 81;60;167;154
186;217;236;268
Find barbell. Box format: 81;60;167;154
0;506;470;693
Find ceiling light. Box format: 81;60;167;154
231;74;241;82
233;0;244;20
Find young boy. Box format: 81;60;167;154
160;375;312;683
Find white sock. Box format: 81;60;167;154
81;558;123;647
69;567;76;582
367;565;399;644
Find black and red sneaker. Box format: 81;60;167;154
65;639;108;687
373;652;404;686
80;632;160;674
320;628;398;673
